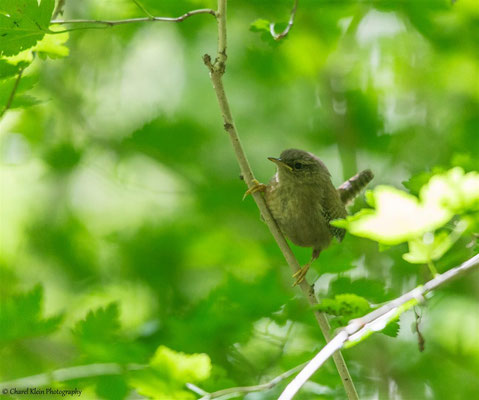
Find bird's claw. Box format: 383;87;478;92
243;179;267;200
292;264;310;287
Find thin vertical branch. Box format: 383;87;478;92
203;1;358;399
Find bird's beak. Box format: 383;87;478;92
268;157;293;171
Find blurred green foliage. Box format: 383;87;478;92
1;0;478;399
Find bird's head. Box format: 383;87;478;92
268;149;331;184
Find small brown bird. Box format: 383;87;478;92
246;149;373;286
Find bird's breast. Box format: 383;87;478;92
265;178;331;249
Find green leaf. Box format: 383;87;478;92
0;0;55;56
315;294;371;324
0;285;63;343
249;18;271;33
345;298;418;349
249;18;278;44
129;346;211;400
402;170;436;196
381;321;400;337
33;27;69;59
328;277;388;303
403;219;469;264
72;303;147;363
150;346;211;382
0;59;22;80
334;168;479;245
332;185;452;245
0;74;41;110
420;167;479;214
72;303;121;343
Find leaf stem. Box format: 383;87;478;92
0;68;24;120
427;260;439;277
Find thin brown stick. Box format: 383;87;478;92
50;8;217;26
203;1;358;399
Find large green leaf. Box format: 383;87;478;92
0;285;63;343
0;0;55;56
72;303;147;363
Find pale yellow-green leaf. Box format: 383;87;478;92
150;345;211;383
34;28;69;59
334;168;479;245
0;26;69;64
333;186;452;245
129;346;211;400
403;219;469;264
421;167;479;213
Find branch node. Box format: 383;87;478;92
203;53;214;72
215;60;226;75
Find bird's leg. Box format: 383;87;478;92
243;179;267;200
292;249;321;287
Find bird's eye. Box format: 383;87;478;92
294;162;303;170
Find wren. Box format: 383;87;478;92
246;149;373;286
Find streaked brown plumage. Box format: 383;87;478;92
261;149;373;285
338;169;374;205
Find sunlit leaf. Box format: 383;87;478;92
421;167;479;213
33;27;69;59
333;185;452;244
333;168;479;246
129;346;211;400
403;220;468;264
0;0;55;56
249;18;271;33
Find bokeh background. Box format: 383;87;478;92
1;0;478;399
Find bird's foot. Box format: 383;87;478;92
243;179;267;200
292;263;311;287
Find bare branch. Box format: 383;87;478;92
203;1;358;399
0;68;24;120
279;253;479;400
187;363;307;400
0;363;145;390
50;8;217;26
270;0;298;41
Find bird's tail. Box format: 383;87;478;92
337;169;374;205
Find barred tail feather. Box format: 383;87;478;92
337;169;374;205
